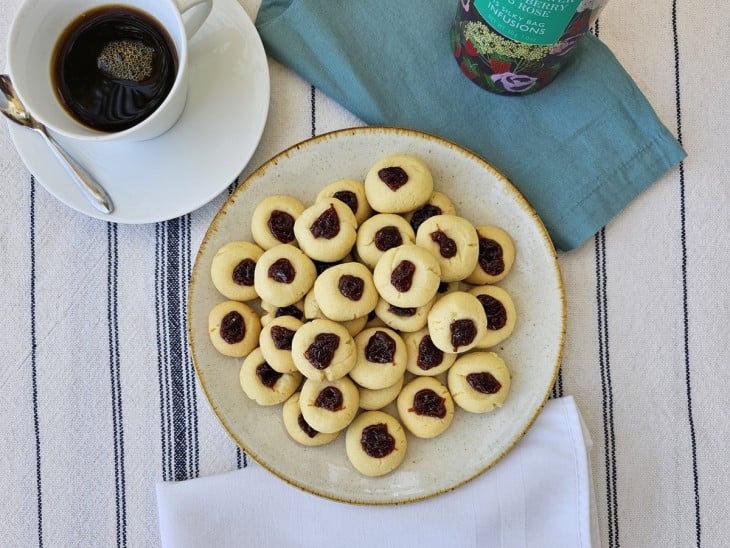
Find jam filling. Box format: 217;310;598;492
416;335;444;370
378;166;409;191
477;237;505;276
310;204;341;239
333;190;358;214
364;330;396;363
270;325;296;350
409;204;442;233
476;294;507;330
450;319;477;350
388;304;417;317
298;413;319;438
390;260;416;292
313;259;341;276
267;210;296;244
338;275;365;301
255;362;283;388
373;226;403;252
275;304;304;320
360;423;396;458
220;311;246;344
268;258;296;284
430;230;457;258
410;389;447;418
304;333;341;369
315;386;344;411
232;258;256;286
467;371;502;394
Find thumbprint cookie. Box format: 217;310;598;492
364;154;433;214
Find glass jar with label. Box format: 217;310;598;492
451;0;608;95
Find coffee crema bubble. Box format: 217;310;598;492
52;5;178;132
97;40;155;82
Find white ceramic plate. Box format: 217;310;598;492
189;127;565;504
5;0;269;223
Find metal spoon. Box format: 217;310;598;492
0;74;114;214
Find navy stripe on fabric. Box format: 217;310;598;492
310;85;317;137
30;176;44;548
107;223;127;548
155;222;173;481
551;367;564;399
672;2;701;545
557;369;563;397
179;217;192;480
167;218;188;481
170;220;186;480
604;229;619;547
227;175;240;196
595;228;619;548
156;216;199;483
237;448;248;469
183;214;199;479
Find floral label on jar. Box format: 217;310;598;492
474;0;583;45
451;0;605;95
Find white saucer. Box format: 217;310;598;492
6;0;270;223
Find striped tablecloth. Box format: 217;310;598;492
1;0;727;546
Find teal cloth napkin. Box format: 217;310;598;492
255;1;686;251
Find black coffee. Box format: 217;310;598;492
52;5;178;132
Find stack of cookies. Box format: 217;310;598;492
208;154;517;477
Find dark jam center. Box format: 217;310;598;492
232;258;256;286
390;260;416;292
430;230;457;259
364;331;397;363
304;333;341;369
411;389;447;418
268;210;296;244
477;294;507;330
374;226;403;252
450;319;477;350
220;311;246;344
378;166;409;191
467;372;502;394
315;386;344;411
338;275;365;301
310;205;341;239
255;362;283;388
361;423;396;458
297;414;319;438
268;258;296;284
417;335;444;370
410;204;442;233
388;304;417;317
477;237;505;276
333;190;358;214
270;325;296;350
313;259;341;276
275;304;304;320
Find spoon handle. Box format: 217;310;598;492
41;128;114;214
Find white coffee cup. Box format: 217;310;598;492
7;0;213;142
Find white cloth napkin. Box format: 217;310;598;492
156;396;598;548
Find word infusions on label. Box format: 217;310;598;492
474;0;582;45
